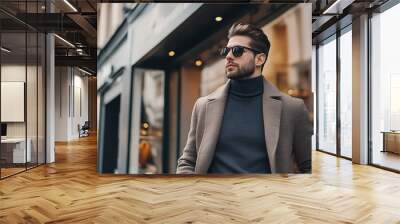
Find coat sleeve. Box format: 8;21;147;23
293;100;313;173
176;99;200;174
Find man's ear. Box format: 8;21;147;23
255;53;266;67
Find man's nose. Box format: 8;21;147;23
225;49;234;61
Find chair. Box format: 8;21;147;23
79;121;90;138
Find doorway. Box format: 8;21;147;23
101;95;121;173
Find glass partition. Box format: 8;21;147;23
1;31;28;177
0;1;46;179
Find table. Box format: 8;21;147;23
381;131;400;154
1;138;32;163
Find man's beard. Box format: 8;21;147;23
226;62;255;80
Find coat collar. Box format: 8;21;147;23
206;76;283;101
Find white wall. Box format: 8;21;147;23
55;67;89;141
1;65;26;135
1;65;37;137
72;72;89;138
55;66;69;141
97;4;126;50
1;82;25;122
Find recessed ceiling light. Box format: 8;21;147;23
1;47;11;53
78;67;93;76
54;34;75;48
195;59;203;66
215;16;223;22
322;0;354;14
63;0;78;12
168;51;175;57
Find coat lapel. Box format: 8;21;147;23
262;79;282;173
195;78;282;174
195;82;229;173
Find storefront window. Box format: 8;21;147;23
139;70;165;174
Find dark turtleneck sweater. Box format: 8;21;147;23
208;75;271;174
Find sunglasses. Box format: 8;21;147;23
220;45;262;57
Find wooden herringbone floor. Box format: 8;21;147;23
1;134;400;224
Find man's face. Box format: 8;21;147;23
224;35;256;80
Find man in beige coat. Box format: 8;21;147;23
177;23;312;174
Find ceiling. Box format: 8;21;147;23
1;0;393;75
0;0;97;74
310;0;389;43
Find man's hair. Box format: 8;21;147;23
227;23;270;70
